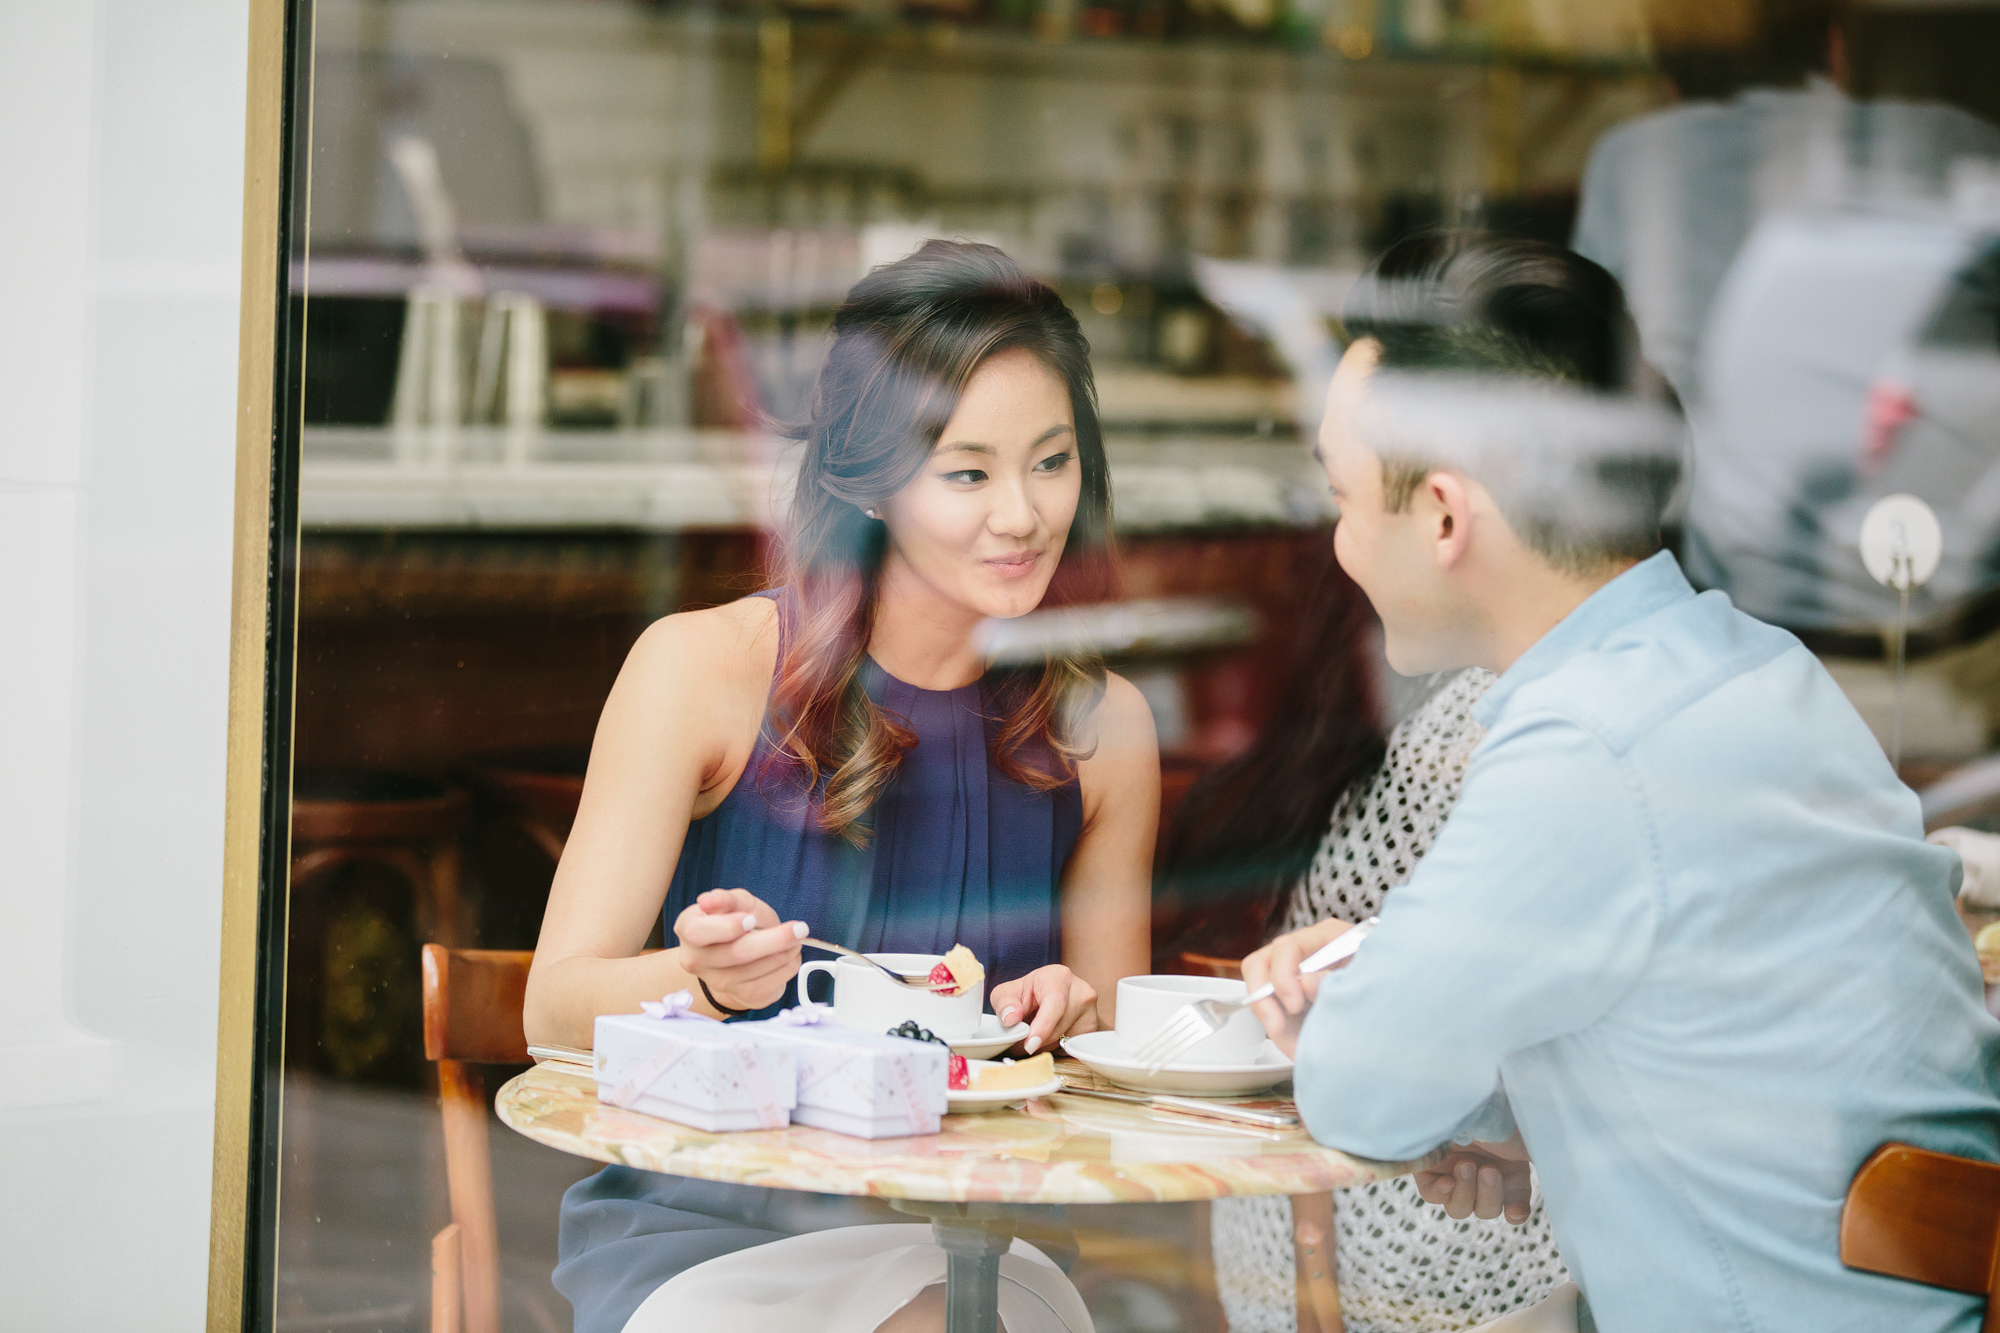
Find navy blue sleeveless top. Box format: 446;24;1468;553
664;590;1082;1009
556;591;1085;1333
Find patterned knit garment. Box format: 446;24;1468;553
1211;670;1569;1332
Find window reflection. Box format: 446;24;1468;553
271;1;2000;1330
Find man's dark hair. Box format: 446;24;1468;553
1340;229;1682;575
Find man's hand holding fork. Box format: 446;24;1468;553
1242;918;1532;1225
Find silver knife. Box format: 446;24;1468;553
1055;1081;1301;1129
528;1043;595;1072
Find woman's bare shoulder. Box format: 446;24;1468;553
632;596;780;668
626;595;780;686
1078;670;1159;767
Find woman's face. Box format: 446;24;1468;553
879;347;1082;623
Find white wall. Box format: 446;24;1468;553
0;0;248;1327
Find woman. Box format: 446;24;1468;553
526;240;1157;1333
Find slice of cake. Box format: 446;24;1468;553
972;1052;1054;1092
928;944;985;997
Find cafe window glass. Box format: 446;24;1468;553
246;0;2000;1329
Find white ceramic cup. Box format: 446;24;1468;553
797;952;984;1039
1115;974;1267;1065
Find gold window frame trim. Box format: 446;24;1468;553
208;0;291;1327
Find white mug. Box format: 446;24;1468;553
1115;974;1267;1065
797;952;984;1040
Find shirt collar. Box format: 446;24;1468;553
1472;551;1695;727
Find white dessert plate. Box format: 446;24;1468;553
947;1014;1032;1060
946;1058;1062;1113
1060;1030;1294;1096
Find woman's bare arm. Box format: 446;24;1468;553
1061;670;1160;1024
524;598;804;1047
982;670;1158;1051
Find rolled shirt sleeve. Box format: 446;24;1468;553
1291;711;1661;1161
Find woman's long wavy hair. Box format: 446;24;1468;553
768;239;1115;845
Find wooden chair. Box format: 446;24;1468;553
1177;953;1246;980
1179;952;1345;1333
462;752;588;865
1842;1142;2000;1332
294;773;470;947
421;944;533;1333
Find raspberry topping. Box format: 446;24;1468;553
947;1053;970;1091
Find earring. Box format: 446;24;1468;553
864;508;879;519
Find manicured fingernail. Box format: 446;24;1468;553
790;922;808;939
742;914;758;933
999;1008;1018;1026
1456;1161;1475;1181
1023;1035;1041;1054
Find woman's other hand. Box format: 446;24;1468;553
1241;918;1355;1057
992;964;1099;1055
1413;1131;1533;1224
673;887;808;1014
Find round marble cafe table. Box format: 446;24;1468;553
497;1058;1437;1333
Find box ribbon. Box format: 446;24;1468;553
602;991;789;1128
782;1005;932;1135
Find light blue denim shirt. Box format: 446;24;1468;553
1293;552;2000;1333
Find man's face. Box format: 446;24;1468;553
1317;341;1459;675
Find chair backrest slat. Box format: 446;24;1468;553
421;945;533;1064
1178;952;1244;981
1841;1143;2000;1296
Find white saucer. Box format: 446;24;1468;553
947;1014;1032;1060
1059;1030;1294;1096
946;1058;1062;1113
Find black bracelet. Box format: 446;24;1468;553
699;977;752;1018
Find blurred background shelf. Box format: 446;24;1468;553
300;425;1333;531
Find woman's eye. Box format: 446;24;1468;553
942;469;987;485
1034;452;1073;473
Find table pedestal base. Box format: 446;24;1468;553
890;1200;1022;1333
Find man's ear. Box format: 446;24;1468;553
1426;471;1475;570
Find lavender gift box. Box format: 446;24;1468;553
739;1008;949;1139
593;993;797;1133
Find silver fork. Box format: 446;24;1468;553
800;938;943;990
1131;918;1378;1072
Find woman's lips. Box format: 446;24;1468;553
983;551;1042;579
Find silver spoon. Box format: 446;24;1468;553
800;938;943;990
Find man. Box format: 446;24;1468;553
1248;230;2000;1332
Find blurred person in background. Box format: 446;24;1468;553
527;240;1157;1333
1572;0;2000;409
1244;228;2000;1333
1572;0;2000;632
